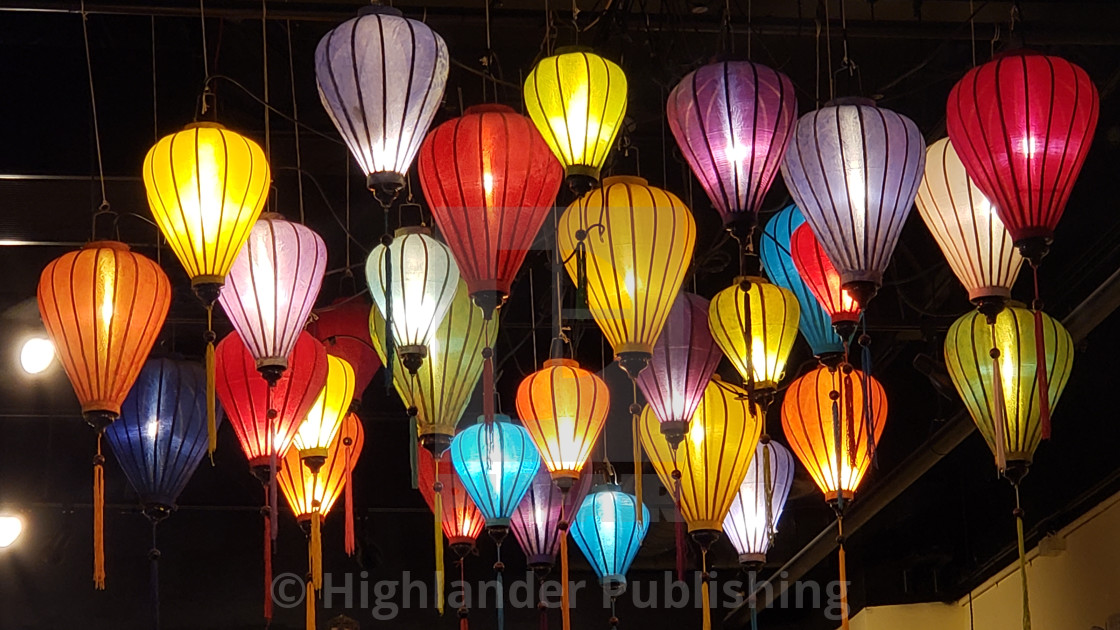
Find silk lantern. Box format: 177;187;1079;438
723;441;795;567
316;6;449;205
524;48;628;194
418;448;486;554
946;51;1098;265
781;98;926;306
511;464;593;570
37;240;171;589
419;104;563;317
570;484;650;594
308;297;382;408
450;415;541;531
292;355;355;470
915;138;1024;310
516;359;610;487
218;213;327;384
708;276;800;399
790;224;861;338
667;61;797;239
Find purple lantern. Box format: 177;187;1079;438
510;464;593;571
780;97;926;306
667;61;798;239
636;292;723;449
218;213;328;385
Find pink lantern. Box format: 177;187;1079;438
510;464;593;571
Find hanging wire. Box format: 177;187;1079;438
80;0;110;237
969;0;977;67
529;266;540;369
151;16;158;142
261;0;271;161
824;0;835;101
286;20;305;223
199;0;210;79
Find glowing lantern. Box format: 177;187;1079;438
759;205;844;358
315;6;448;204
708;276;800;398
666;61;797;238
292;355;355;468
557;176;696;378
366;226;459;374
946;51;1098;265
37;240;171;589
218;214;327;384
524;48;628;193
308;297;382;408
511;464;593;570
781;98;926;306
419;104;563;317
516;359;609;487
450;415;541;530
569;484;649;593
790;223;861;337
723;441;795;566
418;448;486;555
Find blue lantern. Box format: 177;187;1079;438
570;483;650;592
760;205;844;357
450;415;541;530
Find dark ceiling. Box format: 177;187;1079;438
1;1;1120;629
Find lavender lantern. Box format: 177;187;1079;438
722;441;795;567
510;464;593;572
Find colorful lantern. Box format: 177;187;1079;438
308;297;382;407
315;6;449;204
419;104;563;317
708;276;800;398
291;356;355;468
450;415;541;530
781;98;925;306
723;441;795;566
511;464;593;571
418;448;486;555
218;214;327;384
790;223;861;337
570;484;650;592
524;49;628;193
666;61;797;238
946;51;1099;265
759;205;844;358
516;359;610;487
366;226;459;374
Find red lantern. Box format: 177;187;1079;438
418;104;563;318
308;297;381;408
790;223;861;337
946;50;1099;264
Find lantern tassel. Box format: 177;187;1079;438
1014;485;1032;630
632;381;643;525
495;543;505;630
838;515;850;630
206;305;217;462
311;510;323;590
539;579;549;630
306;578;316;630
990;329;1009;473
674;476;686;583
268;387;279;541
149;520;160;630
483;344;496;424
1032;311;1052;440
762;442;774;544
831;384;845;511
459;558;471;630
859;321;877;468
408;412;420;490
701;547;711;630
344;440;356;556
384;227;395;396
843;370;856;469
434;464;445;615
93;431;106;590
263;505;273;621
560;522;571;630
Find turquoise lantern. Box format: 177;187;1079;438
570;483;650;593
760;205;844;358
450;414;541;531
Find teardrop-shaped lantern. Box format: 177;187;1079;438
790;223;861;337
516;359;610;487
308;297;381;408
278;412;364;518
781;365;887;503
570;483;650;592
524;49;628;193
557;176;696;377
781;98;926;306
640;378;762;539
946;51;1099;264
708;276;800;398
418;447;486;555
419;104;563;317
315;6;449;204
944;305;1073;477
370;279;497;455
218;214;327;384
366;226;460;374
666;61;797;238
292;355;355;469
722;441;795;566
510;464;593;570
636;293;723;448
142;123;270;305
106;358;218;519
915;138;1025;307
450;415;542;530
759;205;844;358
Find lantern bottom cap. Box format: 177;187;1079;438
687;526;723;548
825;489;857;505
841;279;880;308
599;575;627;593
485;518;511;529
190;277;224;306
82;409;119;431
419;433;453;458
658;421;687;450
550;470;581;488
617;351;652;380
738;553;766;567
300;449;329;474
449;538;477;556
1014;234;1053;266
142;503;174;522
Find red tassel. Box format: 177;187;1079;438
344;442;355;556
1033;309;1052;439
843;371;856;468
263;511;273;621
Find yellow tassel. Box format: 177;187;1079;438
560;531;571;630
206;305;217;462
311;511;323;591
93;434;106;590
306;578;316;630
838;517;850;630
1015;488;1032;630
632;409;643;525
435;478;445;615
701;548;711;630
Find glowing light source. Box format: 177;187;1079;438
0;515;22;548
20;337;54;375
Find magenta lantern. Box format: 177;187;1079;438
510;463;593;571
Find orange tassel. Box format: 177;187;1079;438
93;433;106;590
306;578;316;630
311;511;323;590
838;516;850;630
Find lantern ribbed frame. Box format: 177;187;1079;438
790;224;861;325
308;297;382;405
570;483;650;590
292;355;355;456
708;277;800;391
723;441;795;564
450;415;541;528
510;464;593;568
277;412;364;519
418;448;486;548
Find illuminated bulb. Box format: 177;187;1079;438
20;337;54;375
146;419;159;440
0;515;22;548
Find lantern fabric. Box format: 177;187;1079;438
511;464;593;569
790;224;861;326
781;365;887;502
708;277;800;392
569;483;650;590
291;356;355;457
450;415;542;528
780;98;925;303
723;441;795;565
557;176;696;373
106;358;219;513
215;331;329;468
419;104;563;311
142;123;270;296
218;214;328;379
308;297;382;405
277;412;365;519
635;292;723;442
639;378;762;534
370;279;497;449
523;49;628;184
516;359;610;484
417;448;486;549
759;206;844;357
944;305;1073;468
315;7;449;193
946;51;1099;259
666;61;797;236
915;138;1025;303
38;241;172;423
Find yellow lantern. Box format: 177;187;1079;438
524;48;628;193
708;276;800;399
292;355;356;470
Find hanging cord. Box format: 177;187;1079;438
761;438;775;546
837;0;858;90
530;269;541;369
342;144;354;292
748;567;759;630
969;0;977;66
286;21;305;224
93;430;106;589
837;512;851;630
80;0;113;240
538;576;549;630
669;447;686;583
814;9;822;108
267;387;279;542
858;316;877;468
989;316;1009;472
494;538;506;630
843;364;857;469
381;221;396;395
739;276;757;400
558;490;572;630
149;519;161;630
1030;267;1052;439
344;434;357;555
408;405;420;490
205;308;217;461
1013;484;1033;630
829;367;845;512
261;0;271;162
458;557;471;630
630;380;644;525
262;484;273;621
824;0;835;101
722;0;734;55
151;16;159;142
433;457;446;615
482;0;494;102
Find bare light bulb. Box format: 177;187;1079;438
20;337;54;375
0;515;22;548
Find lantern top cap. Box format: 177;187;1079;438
259;212;285;221
357;4;404;17
543;358;580;369
590;482;623;495
733;274;769;286
554;45;595;56
182;121;226;131
463;104;518;116
84;240;130;252
988;48;1042;62
602;175;648;187
394;225;433;238
823;96;877;108
474;413;513;425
